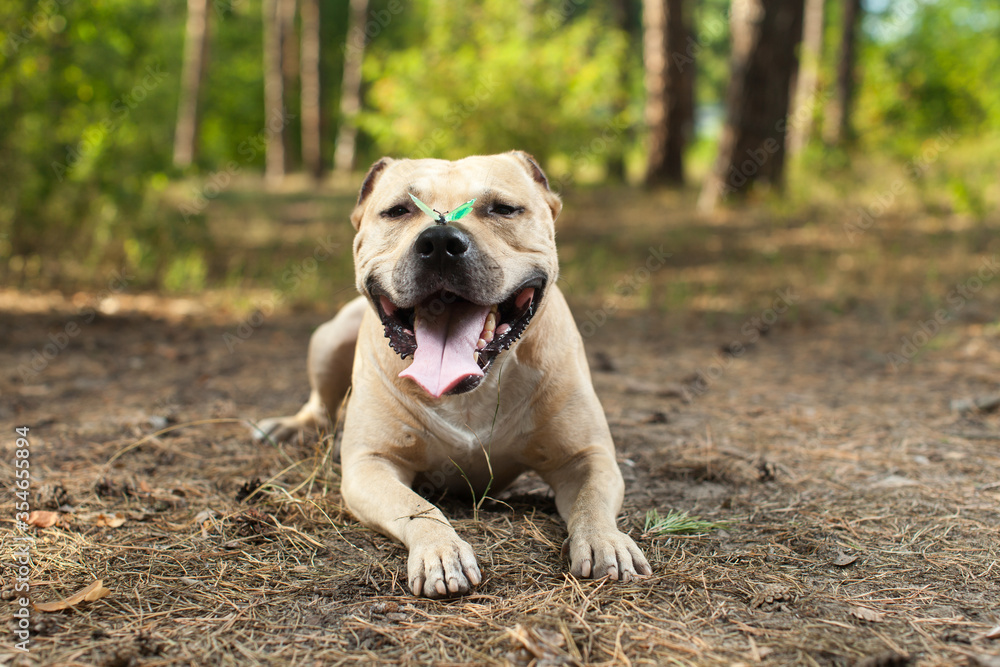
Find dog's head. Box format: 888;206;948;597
350;151;563;399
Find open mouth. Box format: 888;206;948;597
373;278;545;397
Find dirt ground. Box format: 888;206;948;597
2;183;999;666
1;289;998;666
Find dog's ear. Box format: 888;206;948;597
351;157;394;229
507;150;562;221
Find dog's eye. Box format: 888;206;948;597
382;205;410;219
490;203;522;217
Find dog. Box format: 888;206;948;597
255;151;651;597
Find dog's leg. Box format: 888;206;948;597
544;446;651;582
252;296;367;443
340;451;482;598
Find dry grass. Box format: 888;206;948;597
2;178;1000;665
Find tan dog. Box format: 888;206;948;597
255;151;651;597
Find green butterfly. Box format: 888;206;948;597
409;193;476;224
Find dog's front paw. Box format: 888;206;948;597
565;528;651;583
407;537;482;598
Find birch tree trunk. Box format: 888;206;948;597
333;0;369;174
787;0;824;156
173;0;210;169
300;0;322;180
263;0;285;185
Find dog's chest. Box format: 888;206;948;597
416;357;542;459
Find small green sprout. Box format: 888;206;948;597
643;509;729;536
409;192;476;225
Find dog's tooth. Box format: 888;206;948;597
473;350;480;362
482;329;494;343
476;338;487;350
485;312;496;332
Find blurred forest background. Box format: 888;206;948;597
1;0;997;308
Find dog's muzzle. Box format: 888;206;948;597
371;275;546;399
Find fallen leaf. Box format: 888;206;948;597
193;509;217;524
832;551;859;567
94;512;126;528
33;580;110;612
851;606;885;622
855;653;910;667
872;474;918;488
968;655;1000;667
506;624;567;664
26;510;61;528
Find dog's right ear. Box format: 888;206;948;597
351;157;394;230
507;150;562;221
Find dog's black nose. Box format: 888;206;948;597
413;225;470;266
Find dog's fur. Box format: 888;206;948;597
256;151;651;597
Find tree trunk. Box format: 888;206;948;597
643;0;689;186
173;0;210;169
823;0;862;145
263;0;287;185
604;0;636;182
280;0;298;172
697;0;804;212
300;0;322;180
787;0;824;156
333;0;369;174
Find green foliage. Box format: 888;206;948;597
0;0;190;287
857;0;1000;149
358;0;631;167
0;0;996;293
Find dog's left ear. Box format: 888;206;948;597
508;150;562;221
351;157;395;230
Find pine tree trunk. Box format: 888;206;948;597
300;0;322;180
333;0;369;174
263;0;287;185
697;0;804;211
173;0;210;169
643;0;689;186
787;0;824;155
823;0;862;145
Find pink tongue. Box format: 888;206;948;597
398;301;492;398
